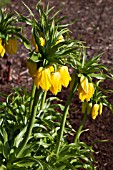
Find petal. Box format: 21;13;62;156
80;75;88;93
78;85;87;102
48;65;54;73
86;83;94;102
50;72;62;95
58;66;71;87
34;67;43;89
39;68;51;91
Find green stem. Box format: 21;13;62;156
74;111;87;143
16;88;41;157
56;82;78;155
29;82;36;114
40;91;47;110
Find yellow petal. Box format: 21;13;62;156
0;43;5;57
91;104;99;120
27;60;37;78
34;67;51;91
78;85;87;102
86;83;94;102
99;103;103;115
58;66;71;87
48;66;54;73
34;67;43;89
50;72;62;95
80;75;88;93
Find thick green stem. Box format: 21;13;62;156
56;83;78;155
29;83;36;114
16;88;41;157
74;111;87;143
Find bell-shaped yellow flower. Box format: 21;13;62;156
5;37;18;55
58;66;71;87
27;60;37;78
34;67;51;91
50;72;62;95
91;104;99;120
0;38;5;57
78;81;94;102
32;36;45;52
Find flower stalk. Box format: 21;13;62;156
74;111;87;143
29;82;36;114
16;88;41;157
40;91;47;110
56;81;78;155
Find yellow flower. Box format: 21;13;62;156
78;78;94;102
58;66;71;87
91;104;99;120
34;67;51;91
0;38;5;57
32;36;45;52
27;60;37;78
50;72;62;95
5;37;18;55
56;35;64;45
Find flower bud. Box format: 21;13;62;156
99;102;103;115
27;60;37;78
86;102;92;115
91;104;99;120
5;37;18;55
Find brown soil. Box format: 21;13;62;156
0;0;113;169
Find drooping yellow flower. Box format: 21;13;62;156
56;35;64;45
5;37;18;55
78;77;94;102
27;60;37;78
91;104;99;120
58;66;71;87
0;38;5;57
50;72;62;95
32;36;45;52
34;67;51;91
